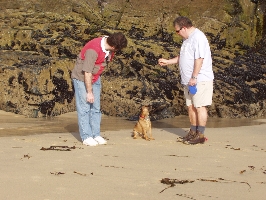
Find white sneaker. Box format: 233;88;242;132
94;136;107;145
83;137;98;146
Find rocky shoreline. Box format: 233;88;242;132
0;0;265;119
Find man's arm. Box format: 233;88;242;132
82;50;98;103
84;72;94;103
158;56;179;66
189;58;204;86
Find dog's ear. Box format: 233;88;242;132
143;105;152;112
139;106;145;115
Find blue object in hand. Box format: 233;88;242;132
189;85;197;95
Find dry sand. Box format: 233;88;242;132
0;111;265;200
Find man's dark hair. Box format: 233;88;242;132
173;16;193;28
107;32;127;50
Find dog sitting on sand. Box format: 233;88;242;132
132;106;154;141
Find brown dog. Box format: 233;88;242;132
132;106;154;140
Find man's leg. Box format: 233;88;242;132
183;87;198;141
194;81;213;129
72;79;93;141
188;81;213;144
90;78;102;138
91;77;107;145
188;106;208;144
91;78;107;144
188;104;198;130
196;106;208;133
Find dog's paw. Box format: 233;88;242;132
133;135;139;139
143;136;149;140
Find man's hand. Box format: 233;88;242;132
84;72;93;103
86;92;94;103
158;58;169;66
188;78;197;86
158;56;179;66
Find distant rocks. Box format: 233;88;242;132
0;0;265;119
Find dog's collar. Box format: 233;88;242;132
140;115;150;120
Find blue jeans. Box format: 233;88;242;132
72;78;102;141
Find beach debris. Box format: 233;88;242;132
161;178;194;186
176;193;196;200
225;145;241;150
40;145;76;151
252;144;265;152
20;153;31;160
248;166;255;170
104;165;124;169
50;172;65;175
73;171;93;176
198;178;251;189
197;178;219;183
231;147;241;150
240;166;266;176
103;155;118;157
166;155;189;157
24;154;31;159
160;178;194;193
160;177;251;193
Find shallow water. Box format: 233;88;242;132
0;110;265;137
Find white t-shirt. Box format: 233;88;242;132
179;28;214;85
101;36;109;58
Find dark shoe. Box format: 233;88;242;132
188;132;205;144
182;129;197;142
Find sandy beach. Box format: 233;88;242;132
0;111;265;200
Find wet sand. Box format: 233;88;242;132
0;110;266;200
0;110;264;137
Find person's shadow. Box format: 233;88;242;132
64;123;82;142
152;120;189;137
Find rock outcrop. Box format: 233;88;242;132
0;0;265;119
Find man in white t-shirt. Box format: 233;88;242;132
158;16;214;144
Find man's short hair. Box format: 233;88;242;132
173;16;193;28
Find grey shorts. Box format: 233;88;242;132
184;81;213;108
